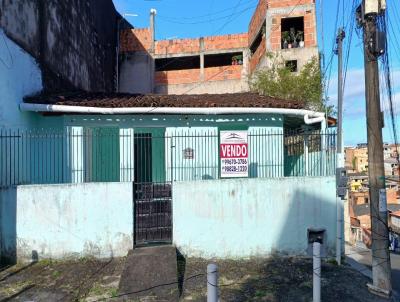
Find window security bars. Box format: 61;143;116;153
0;128;336;188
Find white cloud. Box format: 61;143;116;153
327;68;400;117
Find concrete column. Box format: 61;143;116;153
150;9;157;54
242;49;250;91
200;37;205;82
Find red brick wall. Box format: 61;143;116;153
155;38;200;55
155;69;200;85
155;65;242;85
155;34;248;55
268;0;315;8
203;34;248;51
120;28;152;52
204;65;242;81
249;0;268;45
249;36;266;73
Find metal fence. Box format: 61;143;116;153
0;128;336;188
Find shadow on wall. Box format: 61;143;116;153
171;178;341;298
172;177;338;258
119;29;155;94
0;188;17;265
275;187;337;257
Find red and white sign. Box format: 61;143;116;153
220;131;248;178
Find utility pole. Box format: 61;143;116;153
358;0;392;297
335;28;345;266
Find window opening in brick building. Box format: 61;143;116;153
250;22;266;56
285;60;298;72
155;56;200;71
281;17;304;49
204;52;243;67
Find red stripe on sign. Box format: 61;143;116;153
220;144;248;158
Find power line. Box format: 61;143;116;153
211;0;244;35
157;4;256;25
157;0;258;21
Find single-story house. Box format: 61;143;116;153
0;92;338;262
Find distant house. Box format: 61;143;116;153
385;158;400;176
390;211;400;235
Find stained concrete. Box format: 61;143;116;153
0;183;133;263
0;0;119;92
118;246;179;301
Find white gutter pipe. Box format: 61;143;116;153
20;103;326;125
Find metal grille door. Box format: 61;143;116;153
134;182;172;246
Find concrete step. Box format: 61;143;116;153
118;245;179;301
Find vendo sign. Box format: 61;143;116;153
220;131;248;178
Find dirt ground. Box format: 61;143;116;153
0;255;394;302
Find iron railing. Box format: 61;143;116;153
0;128;336;188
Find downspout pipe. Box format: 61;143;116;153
20;103;326;125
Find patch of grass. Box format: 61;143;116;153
89;284;106;296
0;280;34;297
52;270;61;278
78;256;95;264
326;258;338;266
38;259;54;266
86;283;120;300
255;289;268;297
109;288;118;298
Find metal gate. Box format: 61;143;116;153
134;182;172;246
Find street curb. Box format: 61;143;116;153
345;256;372;279
345;256;400;301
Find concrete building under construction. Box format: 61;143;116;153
118;0;319;95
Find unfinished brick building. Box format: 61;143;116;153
119;0;318;95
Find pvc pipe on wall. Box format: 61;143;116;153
20;103;326;125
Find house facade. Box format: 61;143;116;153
0;0;339;262
0;90;338;261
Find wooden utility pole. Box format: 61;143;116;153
360;0;392;296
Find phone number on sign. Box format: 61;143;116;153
222;158;248;165
222;165;248;172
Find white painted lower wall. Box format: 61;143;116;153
173;177;337;258
1;183;133;263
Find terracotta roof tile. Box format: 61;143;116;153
24;92;306;110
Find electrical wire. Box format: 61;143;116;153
157;0;258;21
157;4;256;25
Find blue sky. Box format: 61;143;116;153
113;0;400;146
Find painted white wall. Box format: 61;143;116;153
2;182;133;262
0;29;43;128
173;177;337;258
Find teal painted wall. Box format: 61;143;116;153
0;183;133;262
173;177;337;258
62;114;285;183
